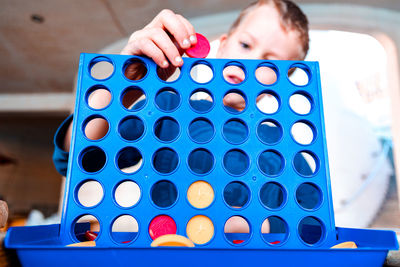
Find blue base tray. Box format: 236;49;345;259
5;224;398;267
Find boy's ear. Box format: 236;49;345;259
218;34;228;47
216;34;228;57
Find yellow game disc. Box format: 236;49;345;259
186;215;214;245
150;234;195;247
331;241;357;249
187;181;214;209
66;241;96;247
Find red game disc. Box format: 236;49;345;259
186;33;210;58
149;215;177;240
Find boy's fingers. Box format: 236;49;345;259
149;29;182;67
121;42;139;56
176;14;197;44
137;38;169;68
223;94;246;111
158;10;191;49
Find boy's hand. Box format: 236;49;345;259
121;9;197;69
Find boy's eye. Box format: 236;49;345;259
240;42;250;50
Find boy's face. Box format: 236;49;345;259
217;4;303;84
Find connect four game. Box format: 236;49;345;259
5;52;398;266
61;53;337;249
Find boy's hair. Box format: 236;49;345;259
228;0;309;60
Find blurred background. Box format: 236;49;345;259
0;0;400;232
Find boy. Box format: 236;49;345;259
53;0;313;234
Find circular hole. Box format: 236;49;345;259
190;62;213;84
261;216;288;245
223;90;247;114
255;64;278;85
114;180;141;208
155;88;181;112
258;150;284;176
80;146;106;173
151;180;178;208
119;116;145;141
188;118;214;143
152;148;179;174
157;66;181;82
111;215;139;244
256;91;279;114
73;215;100;242
76;180;104;208
83;116;109;141
188;148;214;175
121;86;146;111
288;65;310;86
289;92;312;115
222;118;248;144
86;86;112;109
259;182;286;209
189;89;214;113
149;215;177;240
296;183;322;210
257;119;283;145
116;147;143;174
223;149;249;176
89;57;114;80
294;151;318;176
291;121;315;145
298;216;324;245
223;63;246;84
223;181;250;209
224;216;251;245
187;181;214;209
154;117;180;142
186;215;214;245
123;58;148;81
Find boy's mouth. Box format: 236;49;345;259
226;75;243;84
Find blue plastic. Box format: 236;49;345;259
5;54;398;265
5;225;399;266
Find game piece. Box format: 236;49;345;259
269;241;281;245
0;200;8;228
84;231;98;241
149;215;177;240
66;241;96;247
331;241;357;249
187;181;214;208
150;234;195;247
185;33;210;58
186;215;214;245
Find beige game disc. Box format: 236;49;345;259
331;241;357;249
186;215;214;245
150;234;195;247
187;181;214;209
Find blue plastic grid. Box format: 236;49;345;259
60;53;337;248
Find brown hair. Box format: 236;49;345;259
228;0;309;60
